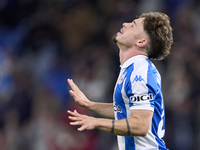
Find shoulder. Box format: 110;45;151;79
133;58;149;71
130;59;150;80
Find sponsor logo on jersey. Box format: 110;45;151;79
130;93;153;102
113;99;122;113
114;105;122;113
132;75;144;83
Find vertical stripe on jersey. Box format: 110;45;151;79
147;60;167;149
122;76;136;150
125;136;135;150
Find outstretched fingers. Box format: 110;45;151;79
67;110;79;118
68;110;82;126
68;90;77;100
78;125;87;131
67;79;86;104
67;79;80;94
67;110;96;131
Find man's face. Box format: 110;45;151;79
113;18;146;48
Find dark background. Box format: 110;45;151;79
0;0;199;149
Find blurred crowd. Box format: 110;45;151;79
0;0;200;150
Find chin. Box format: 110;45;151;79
112;34;118;43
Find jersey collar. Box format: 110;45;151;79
120;55;148;69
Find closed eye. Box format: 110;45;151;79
131;20;137;27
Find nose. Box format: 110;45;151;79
122;22;129;28
122;23;126;28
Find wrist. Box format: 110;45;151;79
87;101;96;111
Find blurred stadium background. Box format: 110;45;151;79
0;0;200;150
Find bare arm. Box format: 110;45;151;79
67;79;153;136
68;109;153;136
67;79;114;119
98;110;153;136
88;102;114;119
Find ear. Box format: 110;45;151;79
135;38;148;48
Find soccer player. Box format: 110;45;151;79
67;12;173;150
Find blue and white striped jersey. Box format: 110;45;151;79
113;55;168;150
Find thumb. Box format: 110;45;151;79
69;90;76;98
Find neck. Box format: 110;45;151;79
119;47;147;65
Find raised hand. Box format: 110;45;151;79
67;79;93;109
67;110;97;131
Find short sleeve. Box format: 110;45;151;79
126;61;155;112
